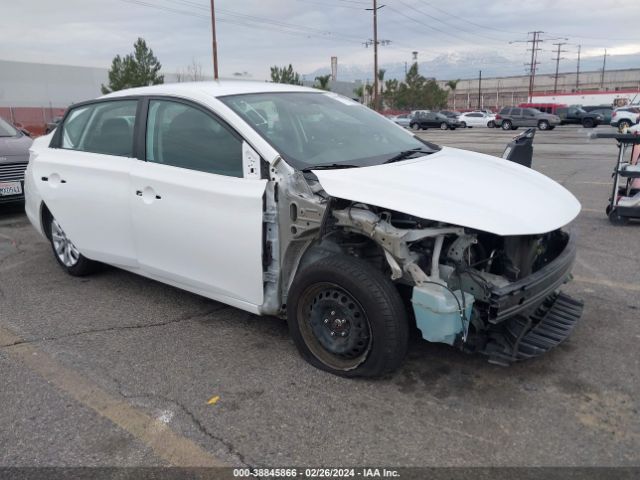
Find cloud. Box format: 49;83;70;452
1;0;638;80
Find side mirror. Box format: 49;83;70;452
20;129;32;137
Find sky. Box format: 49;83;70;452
2;0;640;81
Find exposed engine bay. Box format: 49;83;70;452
261;162;583;365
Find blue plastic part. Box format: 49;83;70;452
411;284;475;345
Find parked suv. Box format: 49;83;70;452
410;111;462;130
495;107;561;131
610;106;640;131
555;106;602;128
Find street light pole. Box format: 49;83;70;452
210;0;219;80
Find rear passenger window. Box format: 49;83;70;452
62;100;138;157
511;108;522;116
145;100;243;178
61;106;94;150
500;108;510;115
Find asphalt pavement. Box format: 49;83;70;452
0;125;638;468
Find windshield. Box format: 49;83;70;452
220;92;439;169
0;117;19;137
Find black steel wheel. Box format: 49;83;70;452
287;255;409;377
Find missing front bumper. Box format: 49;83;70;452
481;291;584;366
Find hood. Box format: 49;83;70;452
313;147;581;236
0;134;33;160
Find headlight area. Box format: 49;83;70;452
329;204;583;365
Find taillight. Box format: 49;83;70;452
612;111;617;118
495;114;501;120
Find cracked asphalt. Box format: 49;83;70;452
0;126;638;467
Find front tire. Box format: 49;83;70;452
287;255;409;378
410;123;421;131
582;118;594;128
48;217;97;276
460;121;467;128
440;122;449;130
487;120;495;128
538;120;550;130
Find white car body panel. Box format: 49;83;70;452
129;161;267;306
30;147;138;267
313;146;581;236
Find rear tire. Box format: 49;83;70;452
460;121;467;128
608;209;629;226
582;118;594;128
487;121;495;128
501;120;512;130
440;122;449;130
538;120;550;130
46;214;97;276
287;255;409;378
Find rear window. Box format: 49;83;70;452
62;100;138;157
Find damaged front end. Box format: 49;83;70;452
328;203;583;365
263;162;583;366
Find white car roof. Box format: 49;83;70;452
101;81;319;101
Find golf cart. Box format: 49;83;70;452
591;132;640;225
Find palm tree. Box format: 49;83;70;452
377;69;386;109
445;79;460;110
314;74;331;91
353;85;364;102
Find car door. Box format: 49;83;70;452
32;99;140;266
468;113;483;127
130;98;267;307
521;109;537;127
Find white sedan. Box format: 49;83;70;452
458;111;496;128
25;82;583;377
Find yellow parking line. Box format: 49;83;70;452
581;208;602;213
573;276;640;293
0;326;224;467
571;181;611;186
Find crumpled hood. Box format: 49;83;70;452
0;135;33;160
313;146;581;236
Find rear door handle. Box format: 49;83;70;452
136;189;162;200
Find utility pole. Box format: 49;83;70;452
364;2;389;111
576;44;581;91
600;49;607;89
552;42;567;94
511;31;543;102
477;70;482;110
210;0;219;79
366;1;384;111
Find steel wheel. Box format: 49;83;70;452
411;123;421;131
297;282;372;371
440;122;448;130
51;219;80;267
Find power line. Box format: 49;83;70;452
393;0;513;43
413;0;525;36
